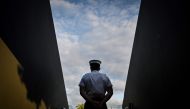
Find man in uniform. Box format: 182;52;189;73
79;60;113;109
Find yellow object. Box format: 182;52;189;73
0;38;46;109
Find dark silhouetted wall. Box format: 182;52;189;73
0;0;68;109
123;0;187;109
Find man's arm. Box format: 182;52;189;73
79;86;99;104
101;86;113;104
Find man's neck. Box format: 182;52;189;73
91;70;99;72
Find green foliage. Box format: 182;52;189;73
76;103;84;109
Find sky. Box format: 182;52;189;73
50;0;141;108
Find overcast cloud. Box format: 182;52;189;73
50;0;141;108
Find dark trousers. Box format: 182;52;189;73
84;101;107;109
84;96;107;109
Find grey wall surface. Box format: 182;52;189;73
0;0;68;108
123;0;187;109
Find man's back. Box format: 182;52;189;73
79;60;113;109
79;70;112;97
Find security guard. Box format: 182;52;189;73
79;60;113;109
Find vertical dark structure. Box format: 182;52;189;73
0;0;68;109
123;0;187;109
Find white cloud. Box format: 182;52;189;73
51;0;79;9
50;0;141;107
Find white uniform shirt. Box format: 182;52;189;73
79;70;112;96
